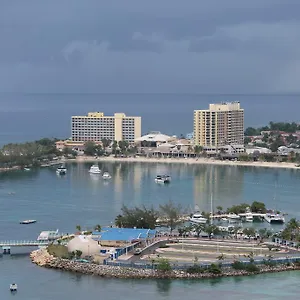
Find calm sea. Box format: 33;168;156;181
0;162;300;299
0;93;299;145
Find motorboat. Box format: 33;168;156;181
56;165;67;175
245;213;254;222
264;213;285;224
10;283;17;292
155;175;171;184
24;167;31;171
189;212;207;224
20;219;37;224
102;172;112;179
89;164;101;174
227;213;241;221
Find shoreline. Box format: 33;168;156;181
30;248;300;280
71;156;300;170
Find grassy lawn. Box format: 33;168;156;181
47;244;69;258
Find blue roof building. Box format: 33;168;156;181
92;227;156;242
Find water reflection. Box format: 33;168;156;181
156;279;172;295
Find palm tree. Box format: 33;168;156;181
194;145;203;157
233;226;242;240
94;224;101;232
76;225;81;232
217;253;225;261
101;138;111;154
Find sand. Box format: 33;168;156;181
71;156;300;170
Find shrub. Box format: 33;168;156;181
156;258;172;273
207;263;222;274
232;260;245;270
186;265;205;274
245;263;260;273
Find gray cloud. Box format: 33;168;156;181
0;0;300;93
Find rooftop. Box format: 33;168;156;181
93;227;156;241
135;131;171;142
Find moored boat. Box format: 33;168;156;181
264;212;285;224
56;165;67;175
189;212;208;224
155;175;171;184
89;164;101;174
102;172;112;179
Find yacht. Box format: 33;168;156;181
245;213;254;222
264;213;285;224
155;175;171;184
227;213;241;222
189;212;208;224
89;164;101;174
102;172;112;179
56;165;67;175
10;283;17;292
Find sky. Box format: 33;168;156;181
1;0;300;94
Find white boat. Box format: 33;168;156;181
89;164;101;174
20;219;37;224
56;165;67;175
10;283;17;292
264;213;285;224
154;175;171;184
245;213;254;222
24;167;31;171
227;213;241;221
190;212;207;224
102;172;112;179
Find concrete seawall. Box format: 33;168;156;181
30;249;300;279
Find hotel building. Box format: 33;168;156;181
193;102;244;147
71;112;141;143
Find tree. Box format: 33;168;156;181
193;224;205;238
101;138;111;153
94;224;101;232
244;127;259;136
204;225;219;239
159;200;184;232
244;137;252;145
216;206;223;214
75;250;82;258
114;205;159;229
250;201;266;213
111;141;118;156
232;226;242;240
243;227;256;240
84;141;97;156
76;225;81;232
194;145;203;157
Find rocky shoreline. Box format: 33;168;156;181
30;249;300;279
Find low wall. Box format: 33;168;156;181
30;248;300;279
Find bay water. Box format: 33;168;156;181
0;162;300;299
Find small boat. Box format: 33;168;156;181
264;213;285;224
102;172;112;179
24;167;31;171
189;212;207;224
10;283;17;292
20;219;37;224
56;165;67;175
245;213;253;222
155;175;171;184
89;164;101;174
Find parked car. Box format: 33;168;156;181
134;248;142;255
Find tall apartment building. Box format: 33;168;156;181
71;112;141;143
193;102;244;147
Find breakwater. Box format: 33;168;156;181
30;249;300;279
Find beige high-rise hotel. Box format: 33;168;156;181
71;112;141;143
193;102;244;147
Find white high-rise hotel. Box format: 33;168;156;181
71;112;141;143
193;102;244;147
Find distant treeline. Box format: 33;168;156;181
245;122;300;136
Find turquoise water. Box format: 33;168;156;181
0;162;300;299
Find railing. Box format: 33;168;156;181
104;256;300;270
0;240;50;247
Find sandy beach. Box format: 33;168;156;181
72;156;300;170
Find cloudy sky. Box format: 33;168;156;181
1;0;299;93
